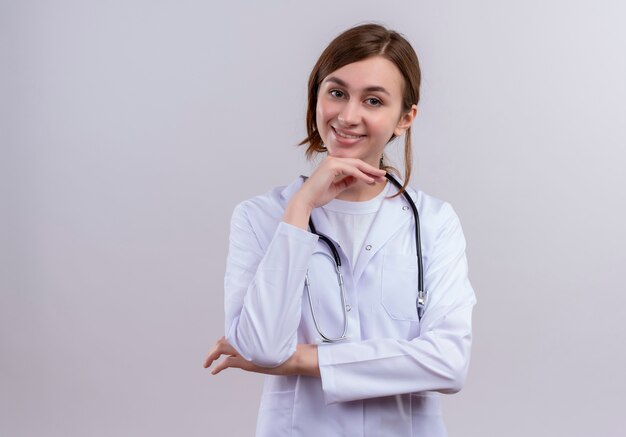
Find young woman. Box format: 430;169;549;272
204;23;476;437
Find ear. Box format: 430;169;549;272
393;104;418;136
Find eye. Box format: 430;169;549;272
329;89;345;99
366;97;382;107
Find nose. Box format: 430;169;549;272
337;99;360;126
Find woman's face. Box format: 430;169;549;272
316;56;416;166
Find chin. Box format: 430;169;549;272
327;149;360;159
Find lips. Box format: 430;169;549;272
332;126;365;141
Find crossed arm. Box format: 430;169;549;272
203;337;320;377
204;158;386;379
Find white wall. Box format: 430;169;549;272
2;1;625;436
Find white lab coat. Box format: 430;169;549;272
224;176;476;437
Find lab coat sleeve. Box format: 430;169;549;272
224;202;319;367
317;204;476;404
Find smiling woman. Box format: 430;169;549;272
204;23;476;437
315;57;416;171
301;24;422;197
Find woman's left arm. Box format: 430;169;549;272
204;338;320;377
313;204;476;404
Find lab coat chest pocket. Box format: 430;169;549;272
381;253;420;322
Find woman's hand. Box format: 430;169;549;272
283;156;387;229
203;337;320;378
299;156;386;209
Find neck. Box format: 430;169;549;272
336;179;387;201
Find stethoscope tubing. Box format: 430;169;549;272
384;173;425;299
304;172;426;342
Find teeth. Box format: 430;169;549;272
334;128;362;139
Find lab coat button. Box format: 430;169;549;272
365;245;372;251
346;304;351;312
402;205;409;211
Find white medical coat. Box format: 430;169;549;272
224;177;476;437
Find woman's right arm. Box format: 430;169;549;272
224;202;318;368
225;157;386;367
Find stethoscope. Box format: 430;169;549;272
304;172;426;343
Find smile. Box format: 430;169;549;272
332;127;365;140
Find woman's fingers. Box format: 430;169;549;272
301;158;387;208
328;161;385;190
205;338;305;377
203;336;234;368
284;156;388;223
203;346;219;369
211;356;244;375
209;350;271;376
336;168;375;186
327;157;386;186
347;166;384;185
344;158;387;181
332;175;357;192
204;337;261;376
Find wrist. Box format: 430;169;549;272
282;194;313;230
295;344;320;378
291;191;315;214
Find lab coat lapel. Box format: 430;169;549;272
352;190;412;284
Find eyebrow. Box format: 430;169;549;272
324;76;391;96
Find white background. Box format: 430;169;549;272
2;1;625;436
